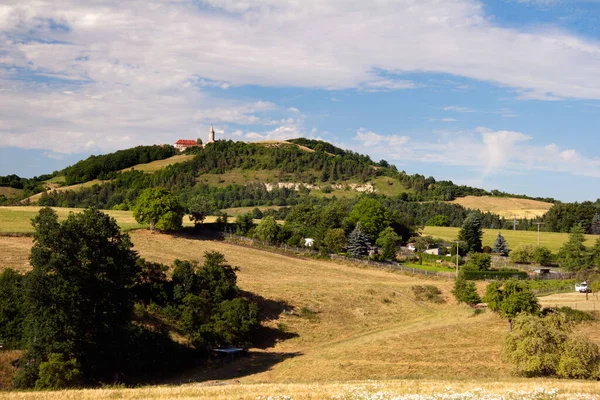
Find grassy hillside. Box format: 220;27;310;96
120;154;194;173
0;187;23;197
422;226;596;253
449;196;553;218
2;224;600;396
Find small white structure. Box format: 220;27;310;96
304;238;314;247
424;248;443;256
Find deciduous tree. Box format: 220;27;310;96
133;187;184;231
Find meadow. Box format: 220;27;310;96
422;226;596;253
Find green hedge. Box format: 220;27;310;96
462;270;528;280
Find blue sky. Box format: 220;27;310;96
1;0;600;201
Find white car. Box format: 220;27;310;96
575;282;589;293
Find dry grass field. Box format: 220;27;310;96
0;188;22;198
422;226;596;253
539;292;600;311
119;154;194;173
0;206;145;233
2;205;600;397
1;379;599;399
2;227;600;397
449;196;554;218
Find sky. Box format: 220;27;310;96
1;0;600;202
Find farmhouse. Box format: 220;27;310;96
174;125;217;152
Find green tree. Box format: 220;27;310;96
509;245;534;264
35;353;82;390
235;213;255;236
323;228;347;254
188;195;213;227
133;187;184;231
464;252;491;271
17;207;140;387
346;197;390;240
347;223;371;259
532;246;553;266
255;216;280;244
557;224;590;271
251;207;263;219
590;237;600;268
452;275;481;305
485;280;540;330
503;313;600;379
376;227;402;260
426;215;449;227
458;213;483;253
0;269;25;349
492;232;510;256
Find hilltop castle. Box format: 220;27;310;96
174;125;216;152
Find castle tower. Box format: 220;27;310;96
208;125;215;143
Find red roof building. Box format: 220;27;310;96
174;139;200;152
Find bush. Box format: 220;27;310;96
533;246;553;266
464;252;491;271
35;354;82;390
462;270;528;280
504;313;600;379
412;285;445;303
452;275;481;305
542;306;595;324
510;245;534;264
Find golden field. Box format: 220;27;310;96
2;207;600;397
449;196;554;219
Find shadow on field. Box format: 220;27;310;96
168;350;303;385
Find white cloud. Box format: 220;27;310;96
443;106;476;113
2;0;600;154
349;127;600;179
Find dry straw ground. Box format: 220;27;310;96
2;209;600;397
449;196;554;219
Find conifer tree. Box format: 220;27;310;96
558;224;590;271
458;212;483;253
492;231;510;256
347;223;371;259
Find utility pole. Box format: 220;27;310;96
454;240;461;277
535;222;545;245
513;215;517;231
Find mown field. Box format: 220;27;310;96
2;207;600;397
0;206;145;233
1;379;599;399
422;226;597;253
449;196;554;218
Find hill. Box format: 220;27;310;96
450;196;553;218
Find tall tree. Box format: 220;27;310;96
323;228;347;254
557;224;590;271
458;212;483;253
376;227;401;260
17;207;140;387
492;232;510;256
255;216;280;244
347;223;371;259
346;197;390;240
133;187;184;231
